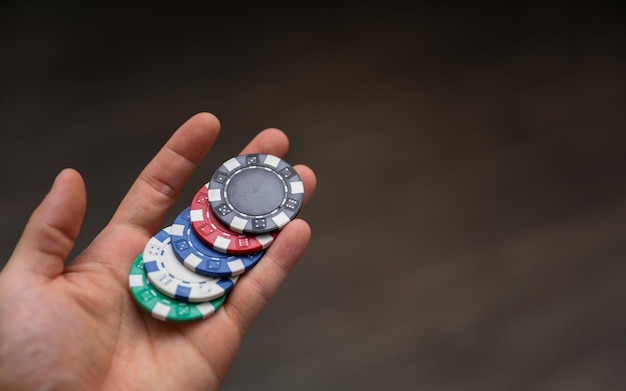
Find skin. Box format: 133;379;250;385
0;113;317;391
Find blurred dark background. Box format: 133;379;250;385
1;2;625;390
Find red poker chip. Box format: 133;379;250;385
190;183;276;255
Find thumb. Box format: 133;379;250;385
5;168;86;278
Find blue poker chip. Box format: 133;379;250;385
170;207;265;277
142;226;237;302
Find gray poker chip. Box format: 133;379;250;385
207;154;304;235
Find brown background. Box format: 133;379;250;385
1;2;625;390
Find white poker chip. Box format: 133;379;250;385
142;226;236;302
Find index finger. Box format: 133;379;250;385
109;113;221;234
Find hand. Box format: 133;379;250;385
0;113;317;391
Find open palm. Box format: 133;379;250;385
0;113;317;391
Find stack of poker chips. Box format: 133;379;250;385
129;153;304;322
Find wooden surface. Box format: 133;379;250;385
1;3;625;390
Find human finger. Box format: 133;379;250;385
109;112;220;234
4;168;86;279
176;219;312;381
221;219;312;333
239;127;289;157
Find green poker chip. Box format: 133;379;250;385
128;254;227;322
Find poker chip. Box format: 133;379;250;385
129;254;227;322
142;227;237;302
190;183;276;254
126;149;305;323
171;207;265;277
207;153;304;235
